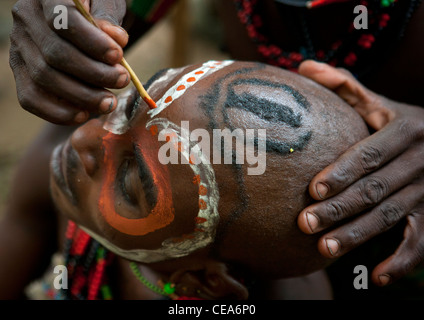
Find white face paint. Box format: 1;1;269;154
81;118;220;263
102;67;187;135
86;61;234;263
148;60;234;119
103;90;133;135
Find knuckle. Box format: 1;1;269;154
349;225;367;243
409;117;424;140
360;177;388;206
376;201;404;229
359;145;384;173
8;45;22;70
17;89;36;114
11;2;23;21
42;40;63;66
328;164;353;188
30;60;50;85
336;67;353;77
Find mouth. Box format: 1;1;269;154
51;141;75;203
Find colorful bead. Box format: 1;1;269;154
232;0;406;71
163;283;176;295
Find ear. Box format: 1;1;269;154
169;260;249;300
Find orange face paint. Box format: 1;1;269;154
143;96;158;110
91;61;230;262
98;131;175;236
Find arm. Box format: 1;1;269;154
0;124;74;299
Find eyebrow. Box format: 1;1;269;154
133;144;158;210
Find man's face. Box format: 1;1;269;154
50;61;357;276
50;61;241;263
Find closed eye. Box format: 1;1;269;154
118;158;138;206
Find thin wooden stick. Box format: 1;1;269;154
72;0;157;109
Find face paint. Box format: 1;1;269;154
148;60;235;119
82;118;220;263
87;61;233;263
103;90;133;135
98;130;175;236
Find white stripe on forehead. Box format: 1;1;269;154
148;60;234;118
146;66;186;96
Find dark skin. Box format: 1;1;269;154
2;62;341;299
8;0;424;288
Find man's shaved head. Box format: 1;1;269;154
51;61;369;282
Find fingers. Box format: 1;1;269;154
22;40;118;114
40;0;127;64
10;0;131;123
25;20;130;90
299;143;424;237
298;60;369;106
12;53;89;125
298;60;394;130
11;16;121;115
90;0;129;47
307;118;422;201
371;204;424;286
316;180;424;259
96;20;129;48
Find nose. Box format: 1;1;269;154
71;118;106;177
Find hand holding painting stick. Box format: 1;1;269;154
72;0;157;110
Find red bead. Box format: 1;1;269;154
289;52;303;63
358;34;375;49
66;221;76;239
344;52;357;66
246;25;257;39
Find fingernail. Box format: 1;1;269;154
316;182;329;199
325;238;340;256
115;25;129;38
104;48;119;64
378;274;391;286
306;212;319;233
116;73;129;88
74;111;88;123
100;97;114;113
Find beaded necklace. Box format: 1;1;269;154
62;220;203;300
233;0;422;75
62;220;114;300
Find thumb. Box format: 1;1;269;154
90;0;129;48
